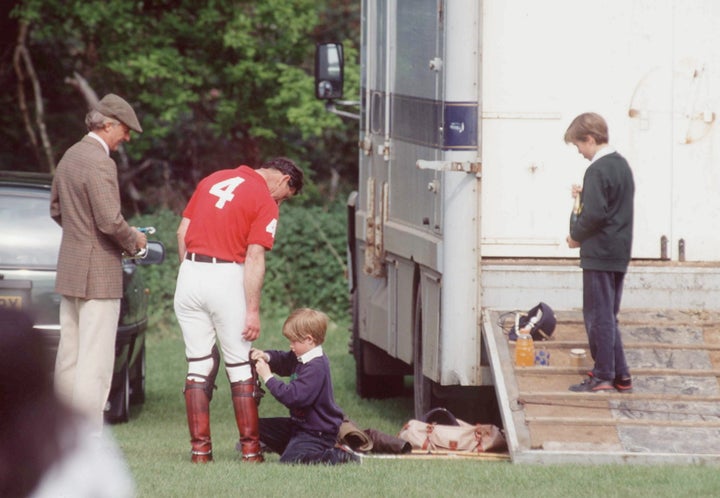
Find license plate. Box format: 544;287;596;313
0;295;23;309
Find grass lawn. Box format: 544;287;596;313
112;313;720;498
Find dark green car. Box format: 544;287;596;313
0;171;165;423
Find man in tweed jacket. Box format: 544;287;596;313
50;94;147;433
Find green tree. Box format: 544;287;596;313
7;0;360;210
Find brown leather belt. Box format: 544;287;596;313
186;253;234;264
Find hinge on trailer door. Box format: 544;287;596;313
359;135;373;156
363;177;386;278
416;160;482;175
378;141;391;161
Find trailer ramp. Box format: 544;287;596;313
483;308;720;465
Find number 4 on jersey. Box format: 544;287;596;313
209;177;245;208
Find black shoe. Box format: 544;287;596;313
613;375;633;393
568;375;614;393
335;444;362;464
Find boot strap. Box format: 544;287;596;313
230;372;266;406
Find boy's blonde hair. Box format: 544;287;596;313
564;112;609;145
282;308;329;344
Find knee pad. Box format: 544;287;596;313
225;362;252;383
186;345;220;400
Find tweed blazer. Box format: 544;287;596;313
50;135;139;299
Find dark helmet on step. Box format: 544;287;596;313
509;302;556;341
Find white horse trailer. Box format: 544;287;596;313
316;0;720;421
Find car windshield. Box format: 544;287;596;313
0;187;61;269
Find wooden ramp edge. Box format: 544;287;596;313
481;309;532;460
361;450;510;461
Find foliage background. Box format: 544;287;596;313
3;0;360;211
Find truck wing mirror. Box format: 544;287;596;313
315;43;344;100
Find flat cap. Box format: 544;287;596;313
95;93;143;133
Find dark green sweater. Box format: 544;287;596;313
570;151;634;273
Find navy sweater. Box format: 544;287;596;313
571;151;634;273
264;349;344;436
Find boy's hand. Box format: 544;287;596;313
250;348;268;362
255;357;272;381
566;235;580;248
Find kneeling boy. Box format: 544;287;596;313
251;308;359;464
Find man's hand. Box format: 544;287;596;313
243;244;265;340
242;310;261;341
133;228;148;252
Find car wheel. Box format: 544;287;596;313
129;343;146;405
105;363;130;424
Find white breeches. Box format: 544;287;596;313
174;260;252;382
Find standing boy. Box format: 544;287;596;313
564;112;634;393
251;308;360;464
